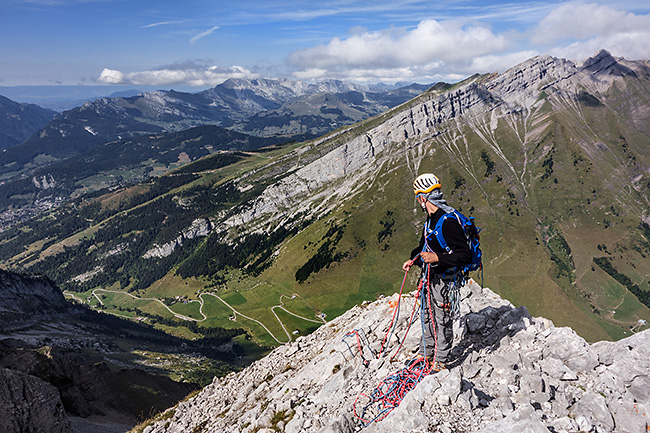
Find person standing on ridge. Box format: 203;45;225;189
402;173;472;372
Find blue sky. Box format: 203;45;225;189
2;0;650;88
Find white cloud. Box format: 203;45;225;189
96;2;650;87
532;3;647;44
285;3;650;84
98;65;258;86
98;68;125;84
141;20;186;29
292;68;329;81
190;26;220;44
465;50;539;74
287;18;517;83
531;2;650;61
288;19;510;71
290;51;537;85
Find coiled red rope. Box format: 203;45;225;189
348;258;439;427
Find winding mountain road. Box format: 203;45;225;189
64;288;325;344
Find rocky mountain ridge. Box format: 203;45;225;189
0;94;56;149
141;281;650;433
0;268;68;328
224;50;649;233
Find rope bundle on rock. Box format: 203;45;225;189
353;357;431;425
345;256;441;427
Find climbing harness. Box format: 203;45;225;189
440;271;464;318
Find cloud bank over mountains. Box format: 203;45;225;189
99;65;258;87
95;2;650;87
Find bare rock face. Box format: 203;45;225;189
0;269;68;328
224;51;650;235
141;281;650;433
143;217;212;259
0;338;197;425
0;269;197;432
0;367;69;433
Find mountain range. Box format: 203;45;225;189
2;48;650;432
1;49;649;352
0;79;430;181
0;124;286;228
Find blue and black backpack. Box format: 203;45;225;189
430;210;482;276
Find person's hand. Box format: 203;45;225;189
402;260;413;271
420;252;439;264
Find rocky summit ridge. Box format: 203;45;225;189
142;281;649;433
221;50;650;234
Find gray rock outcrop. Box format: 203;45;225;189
0;269;68;328
143;217;212;259
0;367;69;433
143;281;650;432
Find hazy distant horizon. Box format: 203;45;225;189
0;78;432;111
0;84;181;111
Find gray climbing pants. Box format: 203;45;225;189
420;276;453;363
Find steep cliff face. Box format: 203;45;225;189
0;270;201;432
142;282;650;433
0;367;69;433
0;269;68;327
0;339;196;420
227;50;649;233
143;217;212;259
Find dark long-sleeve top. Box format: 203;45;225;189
409;208;472;275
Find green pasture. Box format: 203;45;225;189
152;323;198;339
168;300;203;320
272;307;322;337
614;290;650;324
143;273;203;299
105;309;138;319
33;154;58;164
197;293;280;345
197;294;237;327
221;290;248;306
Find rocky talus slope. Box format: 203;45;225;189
142;281;649;433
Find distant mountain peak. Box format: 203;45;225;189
0;95;56;150
580;49;615;68
579;49;639;78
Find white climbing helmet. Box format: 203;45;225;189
412;173;441;195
